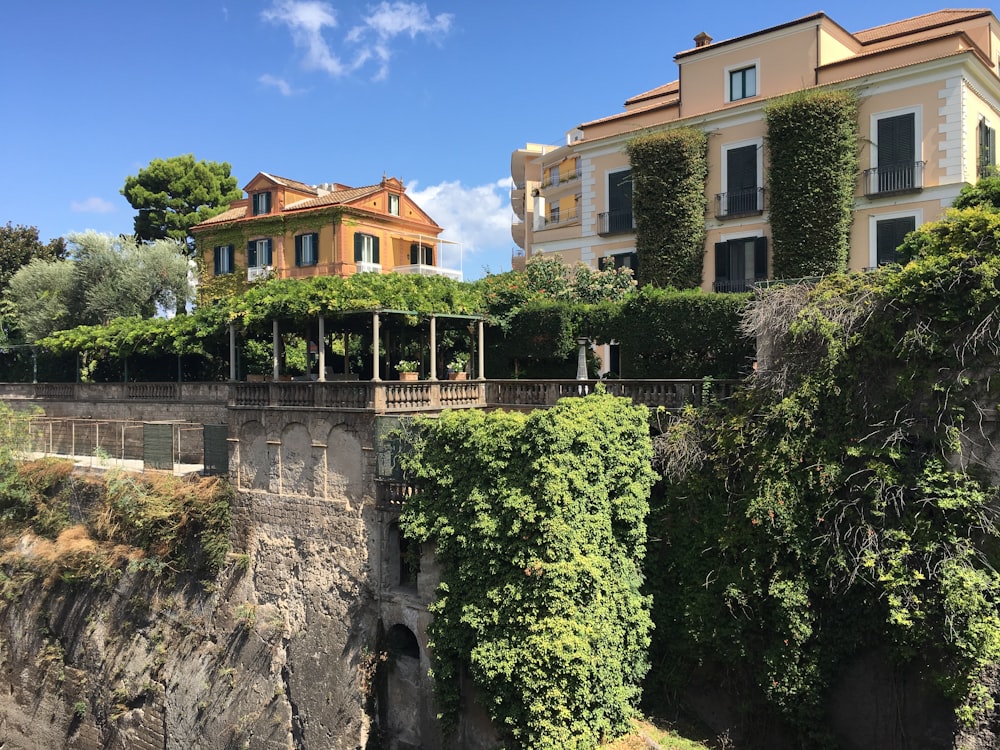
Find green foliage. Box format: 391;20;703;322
120;154;242;252
3;258;76;341
951;175;1000;211
626;128;708;289
608;287;753;378
766;90;859;278
0;221;65;295
649;207;1000;741
401;391;656;749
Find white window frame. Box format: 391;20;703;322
359;234;377;264
252;191;271;216
214;245;234;275
298;233;317;266
725;60;759;103
388;194;400;216
868;209;922;268
249;238;271;268
869;105;922;171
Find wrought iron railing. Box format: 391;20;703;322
715;188;765;219
863;161;925;196
597;209;635;235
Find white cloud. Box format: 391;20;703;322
263;1;451;81
70;197;116;214
408;178;513;277
258;73;302;96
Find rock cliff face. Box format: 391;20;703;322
0;488;377;750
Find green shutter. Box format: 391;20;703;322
714;242;729;281
295;235;303;266
372;236;380;264
753;237;768;279
214;247;221;275
247;240;256;268
410;243;419;264
354;233;363;262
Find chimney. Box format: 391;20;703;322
694;31;713;48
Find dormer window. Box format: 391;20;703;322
727;64;757;102
388;194;400;216
252;191;272;216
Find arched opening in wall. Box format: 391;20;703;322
388;522;418;590
385;624;420;662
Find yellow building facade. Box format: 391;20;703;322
511;9;1000;291
193;172;460;283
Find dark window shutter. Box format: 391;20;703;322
264;239;272;266
753;237;768;279
214;247;221;275
354;233;363;262
876;216;916;265
410;243;419;264
247;240;257;268
295;235;303;266
877;113;915;168
609;169;633;213
627;251;638;273
715;242;729;281
727;145;757;192
311;233;319;264
372;236;380;264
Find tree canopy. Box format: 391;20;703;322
4;232;193;342
120;155;242;252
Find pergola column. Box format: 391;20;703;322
372;311;381;382
477;319;485;380
429;315;438;381
229;323;237;382
317;315;326;382
272;319;280;381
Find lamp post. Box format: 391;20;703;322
576;337;588;381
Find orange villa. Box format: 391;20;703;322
192;172;461;283
512;8;1000;289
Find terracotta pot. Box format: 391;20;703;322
398;371;418;381
448;372;467;380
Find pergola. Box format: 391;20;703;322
227;308;487;383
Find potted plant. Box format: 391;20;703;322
447;353;469;380
395;360;419;381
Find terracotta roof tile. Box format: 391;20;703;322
257;172;319;194
284;185;381;211
625;80;680;107
854;9;991;44
194;205;247;227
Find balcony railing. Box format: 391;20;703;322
713;278;756;293
540;168;582;190
863;161;925;197
393;263;462;281
597;209;635;236
247;266;272;282
715;188;765;219
542;210;580;229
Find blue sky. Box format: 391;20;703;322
0;0;960;279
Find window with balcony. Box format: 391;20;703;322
410;243;433;265
549;200;560;225
252;191;272;215
599;169;634;235
978;118;996;178
295;233;319;266
388;194;400;215
598;252;638;273
727;64;757;102
213;244;234;275
247;238;272;268
867;109;923;195
875;215;915;266
354;233;380;269
714;236;767;292
718;142;762;218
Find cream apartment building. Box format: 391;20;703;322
511;9;1000;292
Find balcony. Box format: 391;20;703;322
713;278;756;293
393;263;462;281
510;185;526;220
539;167;582;191
356;262;382;274
715;188;765;219
863;161;925;197
511;219;526;248
541;209;580;230
597;209;635;236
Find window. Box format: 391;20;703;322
548;164;560;187
410;243;433;265
714;236;767;292
213;245;234;275
354;233;380;266
598;252;638;273
549;199;560;225
246;238;272;268
728;64;757;102
979;118;996;178
295;233;319;266
388;194;400;216
252;191;272;216
875;216;915;266
872;110;918;193
599;168;634;234
721;143;761;217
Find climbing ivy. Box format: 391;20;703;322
648;205;1000;742
400;391;656;749
765;90;859;278
626;128;708;289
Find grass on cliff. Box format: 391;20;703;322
607;719;714;749
0;456;232;586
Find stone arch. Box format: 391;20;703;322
279;421;314;497
381;623;423;749
325;424;363;502
238;420;268;491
